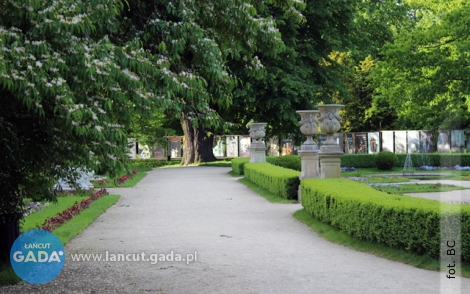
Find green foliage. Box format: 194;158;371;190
231;158;250;175
371;0;470;130
273;155;301;171
341;154;376;168
231;156;277;175
375;151;398;170
244;163;300;199
0;0;306;210
301;178;470;262
130;159;180;169
224;0;356;139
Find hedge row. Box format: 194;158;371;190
273;155;301;171
341;153;470;168
131;159;181;168
231;157;277;175
232;153;470;174
245;163;300;200
301;178;470;262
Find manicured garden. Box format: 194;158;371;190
234;153;470;277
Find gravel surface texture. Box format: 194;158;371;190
3;167;470;293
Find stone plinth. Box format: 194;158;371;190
299;151;320;180
320;153;342;178
249;123;267;163
250;142;267;163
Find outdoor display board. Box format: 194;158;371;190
367;132;379;154
168;136;181;157
239;136;251;157
394;131;407;153
127;138;137;159
226;136;238;157
213;136;225;157
407;131;420;153
381;131;394;152
281;140;293;155
344;133;354;154
437;130;450;153
137;144;151;159
152;147;165;159
420;131;434;153
355;133;368;154
267;137;280;156
451;130;465;153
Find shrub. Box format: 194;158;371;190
273;155;301;171
375;151;397;170
244;163;300;199
301;178;470;262
341;154;376;168
231;157;250;175
131;159;180;168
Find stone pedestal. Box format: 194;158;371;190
249;123;267;163
320;153;342;178
250;142;267;163
299;151;320;180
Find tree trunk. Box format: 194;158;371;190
180;116;217;166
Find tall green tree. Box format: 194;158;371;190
223;0;356;142
371;0;470;130
121;0;305;165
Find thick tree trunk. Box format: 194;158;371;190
180;116;217;166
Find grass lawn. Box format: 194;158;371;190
0;194;120;286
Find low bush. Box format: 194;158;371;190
375;151;397;170
131;159;180;168
245;163;300;199
231;157;250;175
273;155;301;171
231;156;277;175
341;154;376;168
301;178;470;262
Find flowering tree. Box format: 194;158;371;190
121;0;305;165
0;0;305;211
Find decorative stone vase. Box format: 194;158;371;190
249;123;267;143
315;104;345;153
296;110;319;151
249;123;267;163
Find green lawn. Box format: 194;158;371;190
1;194;120;286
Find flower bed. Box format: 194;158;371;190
418;165;470;171
41;189;109;232
23;201;49;217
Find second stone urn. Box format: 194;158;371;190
297;110;319;152
296;111;320;181
249;123;267;163
316;104;344;153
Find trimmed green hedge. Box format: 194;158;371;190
342;153;470;168
273;155;301;171
131;159;181;168
245;163;300;199
301;178;470;262
231;156;277;175
341;154;376;168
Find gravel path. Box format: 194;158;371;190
3;167;470;293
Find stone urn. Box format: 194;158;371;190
249;123;267;143
315;104;344;153
249;123;267;163
296;110;319;151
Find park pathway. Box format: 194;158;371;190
3;166;470;293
